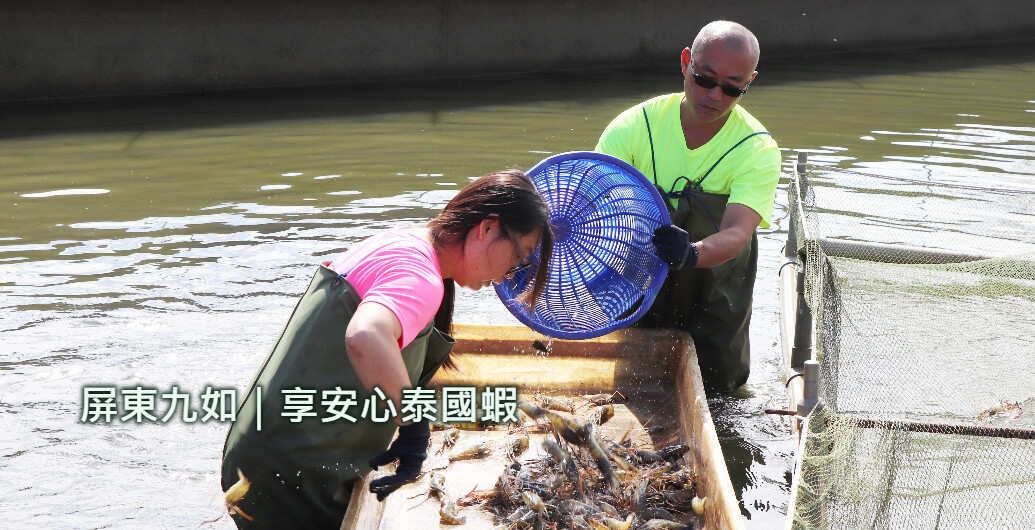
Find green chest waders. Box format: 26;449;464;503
634;191;757;391
220;266;454;529
634;108;763;390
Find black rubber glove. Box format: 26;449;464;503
367;421;431;501
653;224;699;270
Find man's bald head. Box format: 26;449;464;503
691;21;760;71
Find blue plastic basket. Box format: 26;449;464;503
494;151;671;339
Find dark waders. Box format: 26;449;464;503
221;266;454;529
634;191;756;391
636;109;763;391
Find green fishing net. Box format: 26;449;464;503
787;164;1035;529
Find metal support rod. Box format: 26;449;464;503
785;152;807;260
796;151;807;177
785;216;798;259
853;417;1035;440
817;238;991;264
790;260;813;368
796;151;809;198
796;360;819;418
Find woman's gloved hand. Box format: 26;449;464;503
653;224;699;270
367;421;431;501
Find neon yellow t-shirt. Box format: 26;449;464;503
595;93;781;228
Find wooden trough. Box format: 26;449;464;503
342;323;744;529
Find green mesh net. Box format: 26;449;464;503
794;403;1035;529
787;164;1035;529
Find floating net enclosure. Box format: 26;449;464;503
787;163;1035;529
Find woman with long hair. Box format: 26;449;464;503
220;169;553;528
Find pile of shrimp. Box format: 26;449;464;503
431;393;707;530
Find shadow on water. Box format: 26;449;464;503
2;38;1033;141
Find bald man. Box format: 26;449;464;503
596;21;780;390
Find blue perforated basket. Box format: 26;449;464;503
494;151;671;339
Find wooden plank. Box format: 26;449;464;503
431;352;623;392
676;334;746;530
449;323;691;360
434;324;686;391
339;472;384;530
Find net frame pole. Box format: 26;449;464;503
785;152;806;260
790;152;814;368
817;238;992;264
791;263;814;368
797;360;820;419
853;418;1035;439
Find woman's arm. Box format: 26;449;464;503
345;301;412;426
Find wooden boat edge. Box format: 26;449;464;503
342;323;744;529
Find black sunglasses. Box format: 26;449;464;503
691;68;750;98
503;228;535;278
506;259;534;278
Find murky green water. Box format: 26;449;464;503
2;42;1033;528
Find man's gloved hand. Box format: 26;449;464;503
652;224;699;270
368;421;430;501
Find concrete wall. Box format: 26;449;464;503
2;0;1033;102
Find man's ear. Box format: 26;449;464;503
680;48;691;75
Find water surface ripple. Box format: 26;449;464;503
1;43;1033;528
